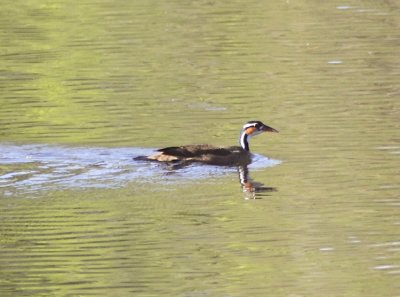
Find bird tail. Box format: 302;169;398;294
133;156;149;161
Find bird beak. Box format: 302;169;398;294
262;125;279;133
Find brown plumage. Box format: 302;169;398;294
136;120;278;166
147;144;251;166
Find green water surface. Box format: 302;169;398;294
1;0;399;296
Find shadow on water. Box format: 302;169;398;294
0;144;280;197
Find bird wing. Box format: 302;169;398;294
158;145;233;157
157;146;194;157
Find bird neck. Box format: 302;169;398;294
239;132;250;151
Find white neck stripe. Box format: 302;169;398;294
240;132;249;151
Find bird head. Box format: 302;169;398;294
242;120;278;137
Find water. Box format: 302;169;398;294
1;0;399;296
0;143;280;195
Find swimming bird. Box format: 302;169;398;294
135;120;278;166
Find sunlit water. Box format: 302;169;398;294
0;143;280;194
1;0;399;296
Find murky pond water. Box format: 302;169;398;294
1;0;399;296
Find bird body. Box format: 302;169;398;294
147;144;251;166
136;121;277;167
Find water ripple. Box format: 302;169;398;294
0;144;280;194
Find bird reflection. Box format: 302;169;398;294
238;165;276;199
139;159;277;199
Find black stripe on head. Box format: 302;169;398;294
244;120;264;130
